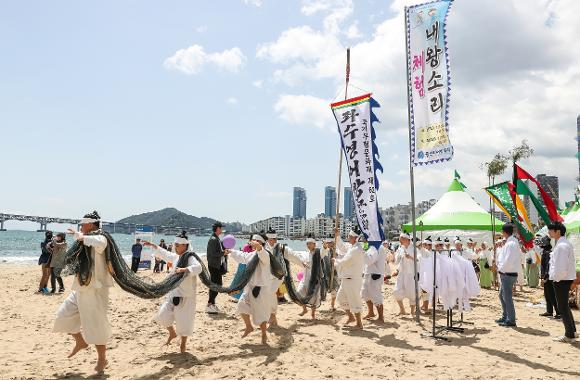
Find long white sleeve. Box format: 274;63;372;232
82;234;108;254
229;249;252;264
284;247;307;266
185;255;202;275
153;247;179;263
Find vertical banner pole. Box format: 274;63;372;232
332;48;350;287
404;6;421;322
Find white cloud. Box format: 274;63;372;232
274;94;333;129
263;0;580;205
252;80;264;88
243;0;262;6
346;22;363;39
164;45;246;75
226;97;239;105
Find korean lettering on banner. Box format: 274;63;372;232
331;94;383;244
407;0;453;166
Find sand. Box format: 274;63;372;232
0;264;579;380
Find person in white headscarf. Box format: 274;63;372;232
53;211;112;375
419;237;433;313
143;231;202;353
292;236;328;320
361;242;386;324
334;230;365;329
226;234;272;344
393;233;418;316
264;229;305;327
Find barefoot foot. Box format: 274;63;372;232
241;327;254;338
68;341;88;358
165;330;178;346
94;359;108;375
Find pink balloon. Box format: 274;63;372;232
222;235;236;249
297;272;304;281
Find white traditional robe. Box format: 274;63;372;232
335;242;365;313
153;248;202;337
291;248;327;307
230;248;272;326
361;246;385;305
379;244;392;277
53;232;113;345
393;245;418;304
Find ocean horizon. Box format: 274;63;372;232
0;230;310;265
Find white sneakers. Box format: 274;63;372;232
206;304;220;314
553;335;576;343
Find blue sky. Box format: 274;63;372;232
1;0;579;227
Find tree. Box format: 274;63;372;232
481;153;508;186
508;139;534;164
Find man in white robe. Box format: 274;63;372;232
264;229;305;327
334;230;365;329
290;237;327;320
393;233;418;316
322;236;339;310
380;240;393;284
361;244;386;324
53;211;112;375
226;234;272;344
143;232;202;353
419;238;433;313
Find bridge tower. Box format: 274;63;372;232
0;218;5;231
37;219;48;232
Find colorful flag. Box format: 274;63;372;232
486;181;534;248
454;169;467;189
513;164;563;222
331;93;385;247
515;179;551;225
406;0;454;166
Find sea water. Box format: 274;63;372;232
0;230;308;264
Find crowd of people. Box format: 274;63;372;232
42;211;578;375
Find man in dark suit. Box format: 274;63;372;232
206;222;226;314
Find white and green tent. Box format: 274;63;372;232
402;179;503;242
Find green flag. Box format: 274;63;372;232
515;180;551;225
454;170;467;189
485;181;534;247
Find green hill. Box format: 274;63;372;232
117;208;242;232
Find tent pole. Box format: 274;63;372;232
404;6;420;322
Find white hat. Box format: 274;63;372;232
251;234;266;244
174;231;189;245
399;233;411;240
306;237;316;244
454;238;462;245
423;237;433;245
324;236;334;243
348;230;359;238
434;237;444;245
79;210;100;225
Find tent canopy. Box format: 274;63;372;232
402;179;504;236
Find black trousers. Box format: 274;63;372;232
50;268;64;290
208;266;223;305
131;257;140;273
544;280;559;315
553;280;577;338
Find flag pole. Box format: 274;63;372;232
332;48;350;289
404;6;421;322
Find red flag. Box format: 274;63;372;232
514;164;563;222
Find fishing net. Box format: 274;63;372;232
283;248;327;308
63;230;280;299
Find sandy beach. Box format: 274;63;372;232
0;264;578;380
